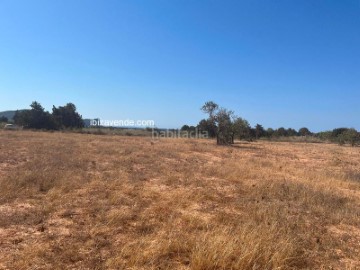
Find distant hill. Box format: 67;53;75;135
0;110;17;122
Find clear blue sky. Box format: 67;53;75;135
1;0;359;131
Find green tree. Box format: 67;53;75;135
287;128;298;136
332;128;348;137
52;103;84;128
215;108;234;144
13;110;31;126
233;117;252;141
201;101;252;145
266;128;274;138
181;125;190;131
298;127;311;136
14;102;56;129
274;127;287;137
197;119;217;138
201;101;238;145
201;101;221;142
255;124;265;139
339;128;360;146
189;126;196;132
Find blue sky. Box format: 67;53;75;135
1;0;359;131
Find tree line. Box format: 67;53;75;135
2;100;359;146
12;101;84;130
181;101;360;146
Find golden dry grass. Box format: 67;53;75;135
0;130;359;269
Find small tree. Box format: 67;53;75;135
215;108;234;145
255;124;265;140
340;128;360;147
181;125;190;131
266;128;274;138
275;127;287;137
201;101;239;145
233;117;252;141
201;101;253;145
197;119;217;138
299;127;311;136
287;128;298;136
331;128;349;139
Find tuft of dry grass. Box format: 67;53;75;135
0;130;360;269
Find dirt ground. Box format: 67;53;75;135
0;130;359;269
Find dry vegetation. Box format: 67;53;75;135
0;130;359;269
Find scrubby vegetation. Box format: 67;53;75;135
180;101;360;146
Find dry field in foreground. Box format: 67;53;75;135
0;131;359;270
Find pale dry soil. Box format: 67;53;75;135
0;131;359;269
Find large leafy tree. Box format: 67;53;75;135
14;101;83;130
52;103;84;128
14;102;56;129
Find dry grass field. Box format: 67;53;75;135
0;131;359;269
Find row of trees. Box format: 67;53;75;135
13;101;84;130
187;101;314;145
181;101;359;146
